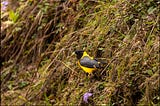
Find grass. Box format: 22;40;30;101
1;0;160;105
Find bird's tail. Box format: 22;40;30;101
96;59;107;69
99;61;107;64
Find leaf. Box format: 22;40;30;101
147;6;156;14
4;20;14;25
146;69;153;76
129;71;135;76
18;81;29;88
18;96;27;101
15;27;22;32
9;10;19;23
7;84;12;90
98;48;104;50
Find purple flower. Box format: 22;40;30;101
2;1;8;5
1;1;9;11
83;92;93;103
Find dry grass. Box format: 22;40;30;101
1;0;160;105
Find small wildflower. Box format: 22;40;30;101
83;92;93;103
2;1;8;5
1;1;9;11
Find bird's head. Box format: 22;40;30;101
75;50;84;59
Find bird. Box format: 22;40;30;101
74;50;103;74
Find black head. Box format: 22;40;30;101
75;50;84;59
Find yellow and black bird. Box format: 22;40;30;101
75;50;102;74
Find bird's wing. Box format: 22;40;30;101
80;56;100;68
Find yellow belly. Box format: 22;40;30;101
78;61;96;74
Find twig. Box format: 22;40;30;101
56;59;78;76
44;48;64;72
100;57;117;75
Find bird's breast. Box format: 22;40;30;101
78;61;96;74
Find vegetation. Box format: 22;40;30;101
1;0;160;105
